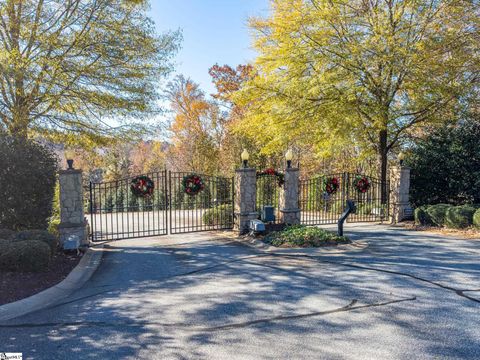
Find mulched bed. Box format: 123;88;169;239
0;252;81;306
397;221;480;239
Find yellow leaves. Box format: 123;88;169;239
234;0;478;168
0;0;180;145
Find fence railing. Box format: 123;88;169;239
299;172;389;225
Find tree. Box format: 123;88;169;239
0;0;181;141
235;0;479;199
143;140;168;173
166;75;223;174
208;64;277;172
130;140;167;174
209;64;254;119
407;115;480;207
103;142;132;181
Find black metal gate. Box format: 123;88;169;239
87;171;234;241
169;172;234;234
299;172;389;225
256;174;282;224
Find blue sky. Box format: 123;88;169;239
149;0;270;96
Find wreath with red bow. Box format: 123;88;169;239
130;175;154;198
182;173;205;195
323;176;340;194
354;175;371;193
256;168;285;187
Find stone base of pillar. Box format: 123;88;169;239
280;208;301;225
234;211;259;235
391;202;413;223
59;220;89;250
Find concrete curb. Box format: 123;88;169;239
236;236;369;255
0;244;104;322
214;229;369;255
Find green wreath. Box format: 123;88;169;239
130;175;154;198
354;175;371;193
323;176;339;194
182;173;205;195
256;168;285;187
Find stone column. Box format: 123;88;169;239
279;168;301;225
58;169;88;249
234;168;257;234
389;165;412;223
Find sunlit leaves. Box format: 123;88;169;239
0;0;181;144
235;0;479;174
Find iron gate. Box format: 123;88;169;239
87;171;234;241
299;172;389;225
169;172;234;234
256;174;282;224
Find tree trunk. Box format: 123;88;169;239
378;129;388;204
10;106;30;139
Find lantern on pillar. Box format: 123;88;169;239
241;149;250;168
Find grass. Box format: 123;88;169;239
264;225;350;248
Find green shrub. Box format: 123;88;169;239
356;203;373;215
473;209;480;228
0;135;58;230
48;218;60;238
48;182;60;237
202;205;233;227
414;206;432;225
115;190;125;212
11;230;58;254
128;195;139;212
445;205;477;229
105;194;114;213
0;240;51;272
265;225;349;247
426;204;451;227
408;118;480;207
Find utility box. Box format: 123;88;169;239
261;205;275;223
249;219;266;233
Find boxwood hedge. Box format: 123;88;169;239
445;205;477;229
426;204;451;227
0;135;58;230
473;209;480;229
415;203;479;229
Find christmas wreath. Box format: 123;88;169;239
256;168;284;187
354;175;371;193
130;175;154;198
182;173;205;195
323;176;340;194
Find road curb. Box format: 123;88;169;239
226;233;369;255
0;244;104;322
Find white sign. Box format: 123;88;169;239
0;354;22;360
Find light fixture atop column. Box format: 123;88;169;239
64;149;75;170
285;149;293;168
398;152;405;166
241;149;250;168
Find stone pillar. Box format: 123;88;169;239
58;169;88;249
234;168;257;234
279;168;301;225
389;165;412;223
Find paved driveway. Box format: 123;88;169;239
1;224;479;359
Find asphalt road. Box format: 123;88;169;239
1;224;479;359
